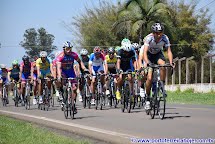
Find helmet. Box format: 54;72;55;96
151;23;164;33
115;46;121;52
132;43;140;50
80;49;88;55
49;54;55;60
63;41;73;48
108;47;115;54
12;60;19;65
122;43;132;52
55;51;61;57
93;46;101;53
121;38;131;47
22;55;29;61
1;64;6;69
39;51;48;57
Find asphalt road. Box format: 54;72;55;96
0;97;215;144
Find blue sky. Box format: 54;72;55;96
0;0;215;67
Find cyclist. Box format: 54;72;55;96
138;22;174;110
77;48;90;102
56;41;87;113
31;56;39;104
52;51;61;101
36;51;53;104
116;39;137;100
20;55;32;105
89;46;107;105
104;47;117;95
8;60;20;100
0;64;9;104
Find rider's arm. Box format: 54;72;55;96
143;45;149;66
88;62;92;75
19;64;23;80
30;64;34;81
7;71;11;82
167;46;173;65
116;58;121;70
57;62;62;79
76;57;86;72
103;59;108;75
138;46;144;69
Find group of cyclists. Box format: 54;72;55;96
0;22;174;114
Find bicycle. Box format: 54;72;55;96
13;81;21;107
24;79;31;110
50;79;56;107
120;70;134;113
62;78;78;119
132;70;142;109
81;73;92;109
147;63;173;119
107;74;118;108
94;73;106;110
38;77;51;111
2;82;9;107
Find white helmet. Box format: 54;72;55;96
63;41;73;48
122;43;132;52
132;43;139;50
39;51;48;57
121;38;131;47
80;49;88;55
1;64;6;69
55;51;61;57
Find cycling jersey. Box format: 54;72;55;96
117;49;136;72
0;69;9;84
36;58;51;71
105;54;117;73
79;55;89;69
89;53;105;74
142;33;170;54
9;67;20;81
56;51;79;78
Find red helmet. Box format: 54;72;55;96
93;46;101;54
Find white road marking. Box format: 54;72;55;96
0;110;138;139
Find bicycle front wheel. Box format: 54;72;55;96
158;97;166;120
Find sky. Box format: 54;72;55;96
0;0;215;67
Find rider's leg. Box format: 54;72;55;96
157;59;166;95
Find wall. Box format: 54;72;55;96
166;83;215;93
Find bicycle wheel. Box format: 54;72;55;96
50;85;54;107
158;97;166;120
82;86;87;108
14;86;19;107
95;92;99;110
64;103;69;119
149;96;157;119
25;86;31;110
121;89;125;113
2;86;7;107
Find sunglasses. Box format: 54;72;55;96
95;52;101;55
155;32;162;35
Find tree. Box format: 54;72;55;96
168;1;214;58
72;1;120;52
113;0;172;43
20;27;57;58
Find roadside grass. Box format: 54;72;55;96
167;89;215;105
0;116;90;144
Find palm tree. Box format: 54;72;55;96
113;0;171;44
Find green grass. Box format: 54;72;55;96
167;89;215;105
0;116;90;144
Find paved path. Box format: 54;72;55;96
0;98;215;144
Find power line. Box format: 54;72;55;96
196;0;215;11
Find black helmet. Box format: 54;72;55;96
108;47;115;54
22;55;29;61
151;23;164;33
